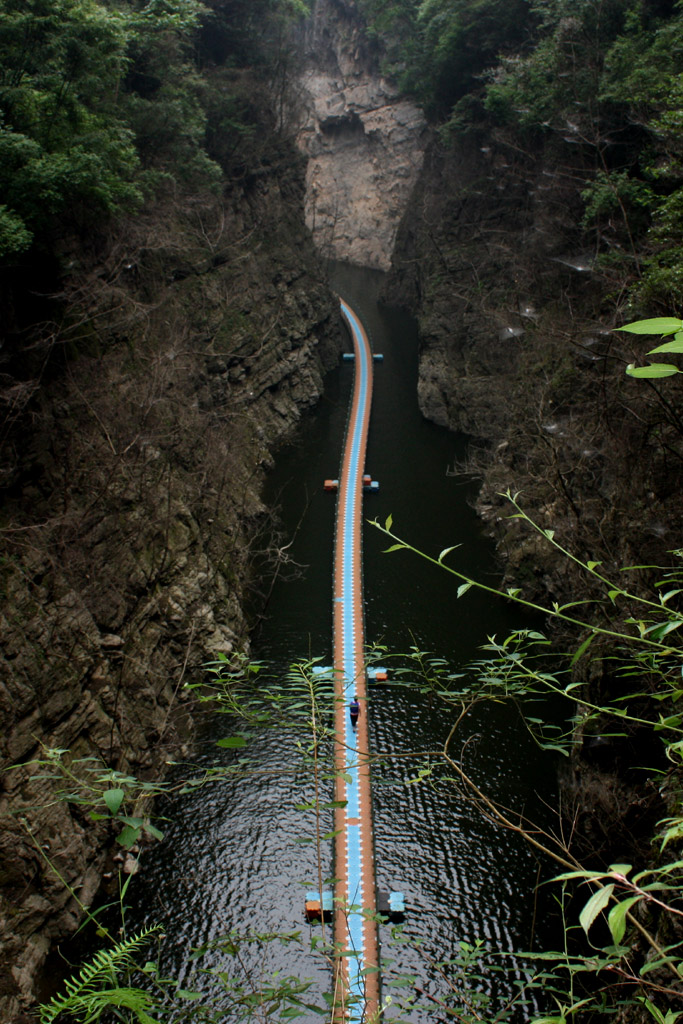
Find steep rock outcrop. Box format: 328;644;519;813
0;153;342;1019
387;134;683;596
294;0;427;269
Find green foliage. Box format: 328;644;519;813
413;0;530;115
0;0;140;255
0;202;33;256
617;316;683;378
194;653;338;734
372;496;683;1021
482;0;626;132
0;0;310;262
581;169;654;228
39;926;162;1023
357;0;529;116
476;0;683;306
382;929;560;1023
189;930;325;1021
21;746;168;848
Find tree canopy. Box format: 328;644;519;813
357;0;683;309
0;0;311;262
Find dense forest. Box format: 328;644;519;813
358;0;683;311
0;0;307;261
3;0;683;1022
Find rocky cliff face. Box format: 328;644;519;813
381;128;683;1014
293;0;427;270
0;149;341;1020
387;134;683;598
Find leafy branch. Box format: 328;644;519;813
39;926;162;1024
619;317;683;379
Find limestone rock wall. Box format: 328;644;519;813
294;0;427;270
0;159;342;1020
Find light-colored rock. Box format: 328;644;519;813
294;0;427;270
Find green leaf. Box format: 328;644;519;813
438;545;459;563
641;998;666;1024
617;317;683;334
648;338;683;355
384;543;407;553
103;788;125;816
608;896;641;946
117;824;141;848
640;997;683;1023
608;863;632;876
538;742;570;756
216;736;247;748
655;714;682;730
640;955;680;977
648;620;682;640
385;514;393;531
626;363;680;378
177;989;202;1000
579;884;614;935
143;822;164;842
570;632;596;666
457;582;472;598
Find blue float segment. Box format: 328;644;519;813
342;352;356;361
367;666;388;682
373;353;384;361
306;891;334;912
337;298;374;1021
389;892;405;913
334;297;388;1021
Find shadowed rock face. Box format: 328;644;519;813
0;161;342;1021
294;0;427;270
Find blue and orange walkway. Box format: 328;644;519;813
330;299;379;1022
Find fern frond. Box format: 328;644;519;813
40;925;161;1024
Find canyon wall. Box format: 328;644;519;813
0;150;341;1020
386;134;683;598
382;131;683;897
293;0;427;270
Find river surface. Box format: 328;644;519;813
133;263;559;1021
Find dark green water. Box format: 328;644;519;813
134;263;558;1020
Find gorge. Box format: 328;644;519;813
1;0;683;1022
